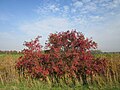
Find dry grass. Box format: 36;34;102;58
93;53;120;86
0;53;120;90
0;54;20;85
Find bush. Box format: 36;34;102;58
16;36;49;79
16;30;107;86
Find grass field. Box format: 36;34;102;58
0;53;120;90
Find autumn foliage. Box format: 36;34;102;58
16;30;107;85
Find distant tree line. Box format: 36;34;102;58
0;49;120;54
91;50;120;54
0;50;21;54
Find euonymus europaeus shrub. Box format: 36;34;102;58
16;30;107;86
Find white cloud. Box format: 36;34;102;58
63;5;69;12
94;0;120;10
71;8;77;13
20;17;73;34
108;0;120;9
82;0;91;3
89;16;104;22
72;1;83;8
86;15;120;52
35;3;60;15
34;0;120;23
49;4;60;12
19;17;75;46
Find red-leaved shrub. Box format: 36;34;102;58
45;30;97;85
16;30;107;85
16;36;49;79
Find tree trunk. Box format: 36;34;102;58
81;69;88;86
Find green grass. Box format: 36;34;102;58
0;79;120;90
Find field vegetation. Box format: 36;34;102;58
0;30;120;90
0;53;120;90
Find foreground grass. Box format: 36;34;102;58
0;79;120;90
0;53;120;90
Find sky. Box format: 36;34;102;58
0;0;120;52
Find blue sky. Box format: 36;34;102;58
0;0;120;52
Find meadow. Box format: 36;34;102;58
0;53;120;90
